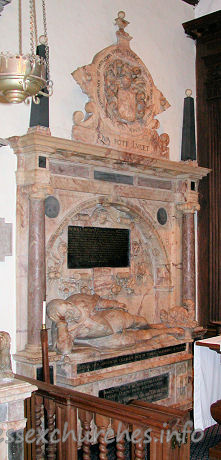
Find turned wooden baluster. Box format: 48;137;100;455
35;394;44;460
78;409;93;459
95;414;110;460
112;419;127;459
45;397;56;459
133;425;145;460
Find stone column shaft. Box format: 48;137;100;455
27;197;45;346
182;211;195;304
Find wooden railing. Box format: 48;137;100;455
15;374;190;460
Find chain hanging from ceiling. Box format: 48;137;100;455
0;0;53;104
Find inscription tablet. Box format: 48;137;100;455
68;226;130;269
99;373;169;404
77;343;186;373
94;170;133;185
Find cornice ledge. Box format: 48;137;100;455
183;10;221;40
8;132;211;181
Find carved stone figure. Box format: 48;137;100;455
0;331;13;380
47;293;184;354
160;300;198;328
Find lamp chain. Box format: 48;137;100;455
32;0;38;50
29;0;37;56
29;0;35;55
42;0;50;80
18;0;22;55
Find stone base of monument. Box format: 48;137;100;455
55;339;193;409
0;377;37;460
14;347;59;383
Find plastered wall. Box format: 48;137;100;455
195;0;220;18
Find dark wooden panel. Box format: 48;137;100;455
183;12;221;326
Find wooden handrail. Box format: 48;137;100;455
16;373;190;460
15;373;188;429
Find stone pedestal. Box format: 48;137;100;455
56;340;193;410
0;377;37;460
15;350;58;382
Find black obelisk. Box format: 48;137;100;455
181;89;196;161
29;43;49;128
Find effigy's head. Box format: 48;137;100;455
47;299;81;323
47;299;69;322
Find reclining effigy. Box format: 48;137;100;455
47;293;184;354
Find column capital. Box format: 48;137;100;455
177;202;200;214
177;190;200;213
28;183;53;200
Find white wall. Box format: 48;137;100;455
195;0;221;18
0;0;197;352
0;146;16;356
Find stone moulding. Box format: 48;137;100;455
9;131;211;183
72;11;171;159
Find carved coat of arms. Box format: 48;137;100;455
72;11;170;159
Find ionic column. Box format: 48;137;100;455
27;189;46;348
182;210;195;304
178;201;200;306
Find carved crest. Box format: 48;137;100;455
72;11;170;159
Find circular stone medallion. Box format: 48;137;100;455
45;196;60;218
157;208;167;225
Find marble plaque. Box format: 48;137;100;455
8;430;24;460
36;366;54;384
68;226;130;269
157;208;168;225
99;373;169;403
77;344;186;373
94;170;133;185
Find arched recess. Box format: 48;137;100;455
46;195;172;324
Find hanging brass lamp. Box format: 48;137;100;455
0;0;53;104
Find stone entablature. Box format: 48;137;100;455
10;130;209;183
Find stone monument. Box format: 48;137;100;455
10;11;210;410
